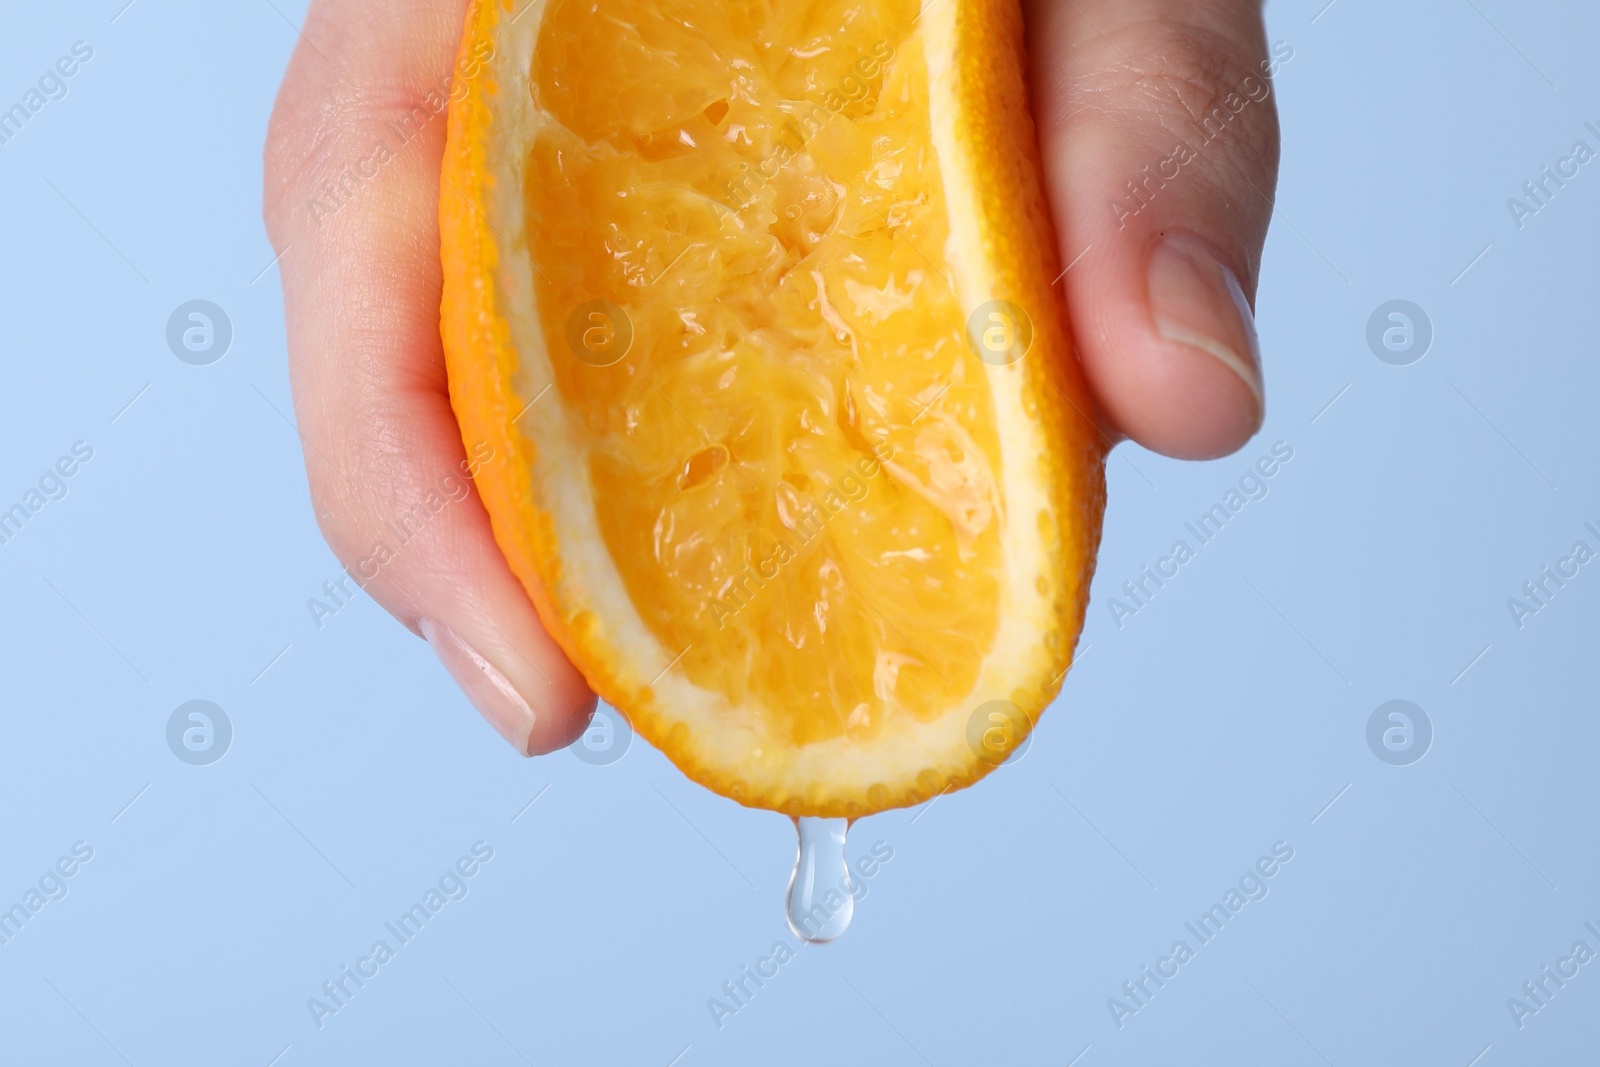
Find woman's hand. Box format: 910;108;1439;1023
263;0;1279;754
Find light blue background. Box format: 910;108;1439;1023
2;1;1596;1064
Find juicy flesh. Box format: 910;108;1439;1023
528;0;1003;746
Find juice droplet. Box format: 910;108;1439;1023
785;816;854;943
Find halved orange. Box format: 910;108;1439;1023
439;0;1105;817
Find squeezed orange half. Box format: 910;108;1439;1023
440;0;1106;816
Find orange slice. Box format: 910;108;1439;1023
440;0;1106;817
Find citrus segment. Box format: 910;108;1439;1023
440;0;1106;816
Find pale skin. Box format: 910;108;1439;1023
264;0;1280;755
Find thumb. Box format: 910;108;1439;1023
1025;0;1284;459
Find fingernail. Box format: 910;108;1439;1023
421;617;537;755
1147;233;1264;416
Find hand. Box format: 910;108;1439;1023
263;0;1279;754
1024;0;1279;459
